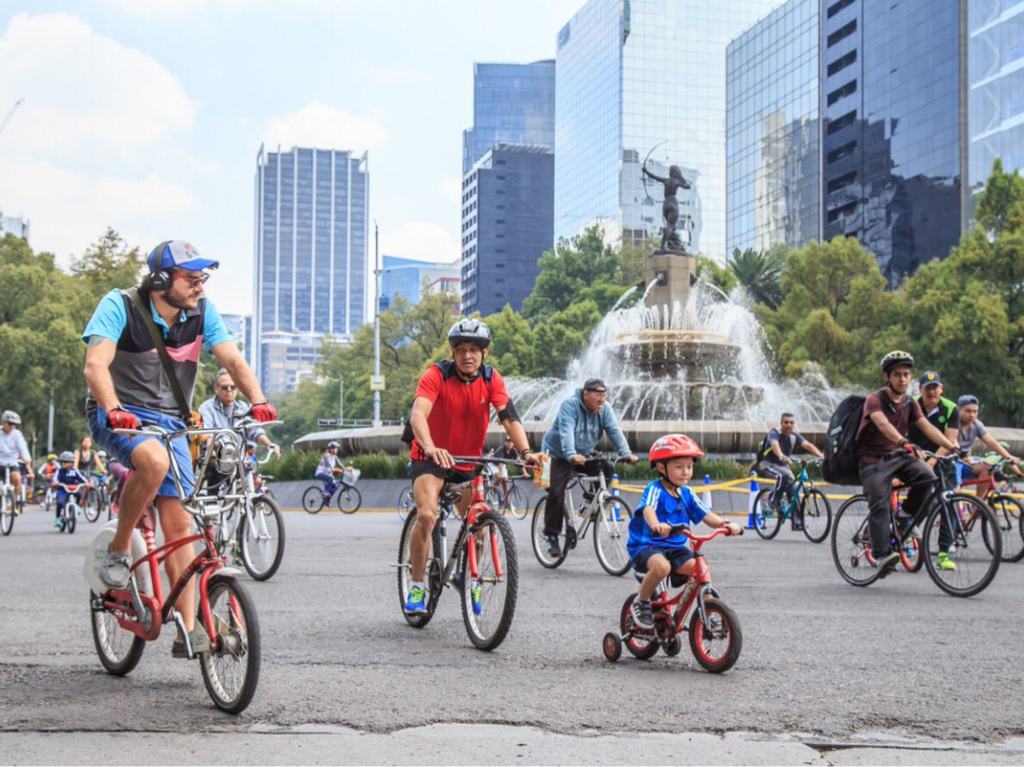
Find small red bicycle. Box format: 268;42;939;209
602;527;743;673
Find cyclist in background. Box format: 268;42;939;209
403;319;538;615
908;371;959;484
74;436;105;507
486;437;520;505
314;441;343;502
0;410;34;515
52;451;88;528
955;394;1020;501
754;413;822;529
39;453;59;482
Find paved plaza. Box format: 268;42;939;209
1;495;1022;765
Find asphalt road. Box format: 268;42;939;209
1;502;1023;765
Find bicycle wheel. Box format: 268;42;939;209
65;504;77;534
459;511;517;651
90;592;146;676
923;494;1001;597
619;594;659;660
199;573;261;714
238;495;285;581
752;489;782;540
84;492;101;523
800;488;832;544
397;509;443;628
396;487;414;521
830;495;881;587
507;483;529;520
593;496;633;576
688;597;742;673
337;485;362;514
987;494;1024;563
301;486;326;514
0;490;13;536
530;495;568;568
899;532;924;572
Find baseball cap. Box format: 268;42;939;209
918;371;942;388
147;240;220;273
583;378;607;392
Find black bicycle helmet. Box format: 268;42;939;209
880;350;914;375
447;318;491;349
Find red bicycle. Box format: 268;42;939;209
602;527;743;673
959;461;1024;563
88;424;260;714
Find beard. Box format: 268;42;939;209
164;289;197;310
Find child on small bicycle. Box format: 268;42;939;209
314;440;342;500
627;434;741;630
53;451;88;528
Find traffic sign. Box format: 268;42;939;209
370;374;386;391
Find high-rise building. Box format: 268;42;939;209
462;61;556;175
461;144;554;316
726;0;821;255
0;213;30;242
253;144;368;394
220;314;253;364
968;1;1024;210
380;255;461;310
554;0;781;256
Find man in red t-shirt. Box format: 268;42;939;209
857;351;958;577
404;318;537;614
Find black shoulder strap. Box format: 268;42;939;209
123;288;191;422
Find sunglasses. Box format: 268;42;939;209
173;270;211;288
218;384;237;391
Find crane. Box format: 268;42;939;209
0;98;24;138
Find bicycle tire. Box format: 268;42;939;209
530;495;568;568
619;594;659;660
459;511;518;651
899;532;924;572
752;488;782;540
987;494;1024;563
593;496;633;576
199;573;261;714
301;486;325;514
238;495;286;581
83;492;101;523
337;485;362;514
830;495;881;587
0;490;13;536
65;503;77;534
800;488;832;544
923;494;1001;597
396;487;414;520
90;591;146;676
689;597;742;673
508;483;529;520
397;509;443;628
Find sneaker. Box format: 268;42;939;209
936;551;957;571
470;581;483;615
404;585;428;614
546;535;561;558
791;517;804;531
171;628;212;659
631;598;654;630
873;551;900;579
99;548;132;588
53;518;62;529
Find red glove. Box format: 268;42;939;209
107;407;140;430
250;401;277;423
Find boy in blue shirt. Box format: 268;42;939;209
627;433;741;630
52;451;89;528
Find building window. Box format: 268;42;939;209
827;20;856;47
827;80;857;106
827;110;857;134
827;50;857;77
827;0;855;18
827;200;858;223
827;171;857;193
827;140;858;163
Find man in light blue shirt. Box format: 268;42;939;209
0;410;34;513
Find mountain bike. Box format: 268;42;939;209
396;456;523;651
961;458;1024;563
302;467;362;514
91;422;261;713
830;452;1001;597
602;526;743;673
397;485;414;521
530;457;634;576
751;459;832;543
56;483;84;534
1;466;18;536
84;474;110;523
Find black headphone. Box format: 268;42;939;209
142;241;174;292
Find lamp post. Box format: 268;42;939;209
372;221;382;427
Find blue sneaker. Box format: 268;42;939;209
470;581;483;615
53;518;62;529
404;585;428;614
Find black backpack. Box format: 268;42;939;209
822;394;866;485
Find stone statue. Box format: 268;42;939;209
642;161;691;254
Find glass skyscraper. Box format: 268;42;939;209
554;0;781;256
462;61;556;175
968;1;1024;208
253;145;368;394
726;0;820;255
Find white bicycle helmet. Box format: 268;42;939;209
58;451;75;462
1;410;21;425
447;318;491;349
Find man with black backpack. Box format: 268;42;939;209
856;351;959;577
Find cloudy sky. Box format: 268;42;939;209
0;0;579;314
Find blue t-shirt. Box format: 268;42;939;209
627;479;709;558
81;288;232;351
55;467;88;487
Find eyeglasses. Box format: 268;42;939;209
172;270;211;288
218;384;237;391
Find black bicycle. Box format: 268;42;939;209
831;452;1001;597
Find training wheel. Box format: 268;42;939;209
602;632;622;662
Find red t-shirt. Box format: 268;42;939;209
857;387;924;466
409;362;510;469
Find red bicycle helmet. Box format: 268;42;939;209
648;433;704;465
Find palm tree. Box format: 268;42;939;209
727;247;786;309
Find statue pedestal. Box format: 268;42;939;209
646;252;695;310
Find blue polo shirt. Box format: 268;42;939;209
82;288;231;349
627;479;709;558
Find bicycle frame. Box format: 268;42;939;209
436;474;504;586
767;461;817;519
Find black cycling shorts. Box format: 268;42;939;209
409;460;481;485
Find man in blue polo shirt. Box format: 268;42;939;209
82;240;277;658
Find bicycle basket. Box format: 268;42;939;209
342;467;360;485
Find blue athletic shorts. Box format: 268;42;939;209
88;403;194;499
631;545;695;573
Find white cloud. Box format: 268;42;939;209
438;176;463;205
263;102;388;153
381;220;460;265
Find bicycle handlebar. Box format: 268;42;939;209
451;455;536;468
675;525;742;543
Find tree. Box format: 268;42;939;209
727;246;787;309
522;227;623;319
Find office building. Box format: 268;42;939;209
554;0;781;256
253;144;368;394
0;213;30;242
380;255;461;311
726;0;820;255
220;314;253;364
462;61;556;175
461;144;554;316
